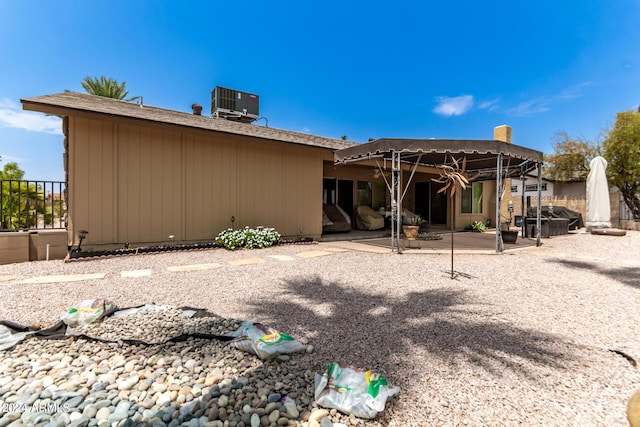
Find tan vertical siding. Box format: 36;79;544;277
68;116;325;248
237;138;283;230
116;125;183;244
281;145;322;237
236;137;321;238
183;133;239;240
69;117;117;245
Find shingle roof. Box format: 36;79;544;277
21;92;356;151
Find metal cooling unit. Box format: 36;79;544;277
211;86;259;123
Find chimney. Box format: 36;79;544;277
494;125;512;143
191;103;203;115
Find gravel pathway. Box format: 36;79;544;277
1;231;639;426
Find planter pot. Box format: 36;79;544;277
402;225;420;240
502;230;518;243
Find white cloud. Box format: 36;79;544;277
506;82;591;117
0;98;62;135
478;99;499;111
433;95;474;117
505;97;551;117
302;127;311;133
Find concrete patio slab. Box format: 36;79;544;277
296;250;336;258
321;247;351;253
267;255;296;261
121;269;152;278
18;272;106;284
317;241;391;254
359;230;538;254
228;258;265;266
167;263;222;272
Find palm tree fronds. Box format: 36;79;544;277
81;76;140;102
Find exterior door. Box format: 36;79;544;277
415;182;430;220
430;181;447;224
416;181;447;225
337;179;354;222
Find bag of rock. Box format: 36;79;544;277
60;298;118;327
227;320;305;359
314;362;399;419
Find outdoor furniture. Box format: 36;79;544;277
524;217;570;238
322;204;351;233
381;209;424;226
526;206;584;230
355;205;385;230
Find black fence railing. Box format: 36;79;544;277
0;180;66;231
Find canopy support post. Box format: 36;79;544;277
521;174;526;238
536;163;542;246
390;150;402;253
496;153;504;253
400;155;422;203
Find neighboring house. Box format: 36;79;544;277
511;177;587;218
22;92;539;250
511;177;586;198
511;177;555;198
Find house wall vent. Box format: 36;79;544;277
211;86;259;123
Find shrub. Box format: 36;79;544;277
469;220;486;232
215;226;281;250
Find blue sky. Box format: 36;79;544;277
1;1;639;181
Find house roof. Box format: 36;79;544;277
21;92;356;151
334;138;544;180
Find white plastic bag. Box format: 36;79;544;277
314;362;399;419
61;299;118;328
227;320;305;359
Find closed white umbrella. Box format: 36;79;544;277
586;156;611;228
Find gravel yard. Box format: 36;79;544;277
1;231;639;426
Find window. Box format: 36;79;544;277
525;183;547;192
373;182;386;210
511;185;518;192
357;181;372;206
461;182;483;214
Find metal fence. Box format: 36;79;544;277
0;180;66;231
618;192;633;221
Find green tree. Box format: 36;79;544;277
0;161;25;180
603;110;640;221
80;76;140;101
543;131;599;182
0;162;50;230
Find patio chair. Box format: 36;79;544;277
322;204;352;233
355;205;385;230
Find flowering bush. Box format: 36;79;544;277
215;226;281;250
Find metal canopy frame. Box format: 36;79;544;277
334;138;544;253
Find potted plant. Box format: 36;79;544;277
502;228;518;243
501;219;518;243
402;215;423;240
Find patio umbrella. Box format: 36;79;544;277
586;156;611;228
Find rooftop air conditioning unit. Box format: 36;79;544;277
211;86;259;123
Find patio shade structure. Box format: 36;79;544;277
334;138;545;253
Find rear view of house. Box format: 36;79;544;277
21;91;543;253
